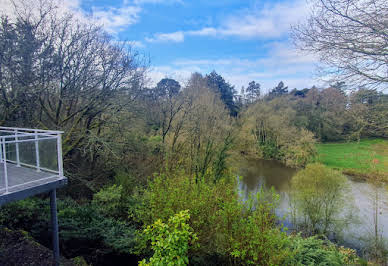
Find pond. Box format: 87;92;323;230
236;157;388;251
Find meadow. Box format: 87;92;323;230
316;139;388;175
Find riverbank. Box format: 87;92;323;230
316;139;388;181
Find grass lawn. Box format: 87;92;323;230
316;139;388;174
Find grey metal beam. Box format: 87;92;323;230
50;189;60;266
0;178;67;206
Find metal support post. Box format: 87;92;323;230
50;189;60;266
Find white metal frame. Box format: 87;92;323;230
0;127;64;194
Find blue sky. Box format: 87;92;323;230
3;0;321;92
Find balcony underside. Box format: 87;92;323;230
0;162;67;206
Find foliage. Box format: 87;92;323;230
268;81;288;99
162;73;235;179
284;235;360;265
139;210;197;266
92;184;130;220
0;197;137;262
0;2;145;155
135;170;237;254
242;81;261;104
205;71;238;116
227;189;291;265
239;97;316;167
290;163;353;235
137;170;298;265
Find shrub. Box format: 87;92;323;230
136;171;293;265
139;210;197;266
227;189;291;265
135;171;237;256
290;163;354;235
92;184;126;219
285;235;360;265
0;197;137;260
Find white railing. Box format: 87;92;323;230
0;127;64;194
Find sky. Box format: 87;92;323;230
2;0;322;93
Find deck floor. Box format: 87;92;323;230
0;162;62;195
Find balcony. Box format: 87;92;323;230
0;127;67;205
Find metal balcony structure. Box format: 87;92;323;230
0;126;67;265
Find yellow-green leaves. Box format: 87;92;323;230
139;210;197;266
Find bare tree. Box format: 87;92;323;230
292;0;388;89
0;0;147;157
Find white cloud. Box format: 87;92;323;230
147;39;321;92
92;5;141;34
187;27;217;37
152;0;309;41
216;0;309;39
0;0;84;20
0;0;142;35
146;31;184;43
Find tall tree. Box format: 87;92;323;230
205;71;238;116
245;81;261;103
268;81;288;98
152;78;183;143
154;78;181;98
292;0;388;89
0;1;146;158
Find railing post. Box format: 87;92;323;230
34;130;41;172
15;129;20;167
0;136;2;162
2;137;8;193
56;133;63;177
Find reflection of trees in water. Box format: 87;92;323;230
238;158;388;261
361;183;388;263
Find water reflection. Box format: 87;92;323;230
236;157;388;251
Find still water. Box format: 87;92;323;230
236;157;388;250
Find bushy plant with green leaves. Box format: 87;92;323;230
285;235;360;265
92;184;134;220
136;171;295;265
0;197;137;261
290;163;354;235
139;210;197;266
136;170;237;256
227;188;292;265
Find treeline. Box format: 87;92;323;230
238;83;388;166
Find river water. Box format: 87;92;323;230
236;157;388;250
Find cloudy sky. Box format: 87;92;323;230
3;0;322;92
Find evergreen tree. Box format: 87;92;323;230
245;81;261;103
205;71;238;116
268;81;288;98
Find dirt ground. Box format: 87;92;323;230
0;227;75;266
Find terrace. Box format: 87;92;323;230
0;126;67;265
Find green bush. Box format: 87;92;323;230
136;171;293;265
290;163;353;235
227;189;291;265
0;197;137;259
135;171;237;257
285;235;360;265
139;210;197;266
92;184;128;219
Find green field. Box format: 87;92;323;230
316;139;388;173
